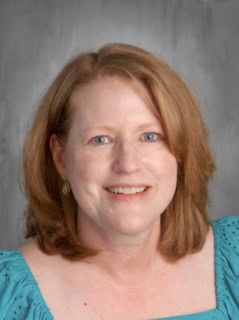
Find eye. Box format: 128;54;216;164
142;132;161;142
90;135;110;144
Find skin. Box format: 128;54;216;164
19;76;216;319
50;76;178;282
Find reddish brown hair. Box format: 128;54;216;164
23;43;216;261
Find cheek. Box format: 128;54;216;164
162;153;178;177
65;150;106;191
147;151;178;187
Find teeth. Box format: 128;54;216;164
107;187;146;194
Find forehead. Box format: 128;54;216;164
70;76;161;124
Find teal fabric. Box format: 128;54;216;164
0;216;238;320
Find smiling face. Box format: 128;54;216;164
51;77;178;239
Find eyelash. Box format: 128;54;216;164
90;133;162;145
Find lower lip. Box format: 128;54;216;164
105;187;151;201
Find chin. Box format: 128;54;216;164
113;216;155;236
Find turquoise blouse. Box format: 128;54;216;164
0;216;239;320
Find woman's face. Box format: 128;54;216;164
55;77;178;237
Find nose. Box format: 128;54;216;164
112;141;141;174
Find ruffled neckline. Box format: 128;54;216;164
9;217;237;320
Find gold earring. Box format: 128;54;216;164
62;180;71;196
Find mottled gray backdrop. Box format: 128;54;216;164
1;0;239;249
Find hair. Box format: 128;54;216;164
23;43;216;262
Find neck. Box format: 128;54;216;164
77;215;167;286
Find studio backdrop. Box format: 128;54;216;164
0;0;239;249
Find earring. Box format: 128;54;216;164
62;180;71;196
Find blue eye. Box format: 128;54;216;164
92;136;109;144
142;133;159;142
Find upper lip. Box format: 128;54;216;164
105;184;150;189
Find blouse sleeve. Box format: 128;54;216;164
211;216;239;319
0;250;52;320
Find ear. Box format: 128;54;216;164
50;134;66;180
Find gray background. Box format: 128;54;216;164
0;0;238;250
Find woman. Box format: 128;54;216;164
0;43;238;320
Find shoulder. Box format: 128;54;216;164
211;215;239;229
210;216;239;317
19;239;65;288
0;249;29;291
211;215;239;247
0;245;52;319
211;215;239;262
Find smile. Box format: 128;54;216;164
107;187;147;194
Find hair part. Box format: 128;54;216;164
23;43;216;262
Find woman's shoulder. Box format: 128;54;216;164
211;215;239;228
0;249;31;295
211;215;239;249
210;215;239;317
0;243;53;320
210;215;239;264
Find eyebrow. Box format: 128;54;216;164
83;123;163;133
